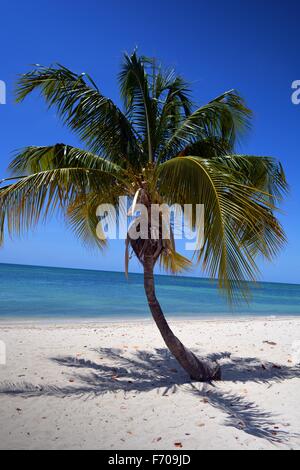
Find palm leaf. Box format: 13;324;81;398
157;156;286;300
215;154;288;204
0;168;119;245
119;52;157;163
160;247;192;274
66;193;108;250
159;90;252;162
16;64;142;166
9;145;124;176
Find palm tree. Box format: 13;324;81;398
0;52;287;381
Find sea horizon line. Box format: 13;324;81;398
0;261;299;288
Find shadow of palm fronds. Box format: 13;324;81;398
0;348;299;444
190;383;291;443
207;351;300;384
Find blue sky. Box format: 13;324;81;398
0;0;299;283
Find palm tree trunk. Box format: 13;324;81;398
143;255;221;382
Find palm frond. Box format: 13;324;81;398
0;168;119;245
16;64;142;166
160;248;192;274
9;144;123;176
119;52;156;162
155;76;193;158
159;90;252;162
66;193;108;250
157;156;286;301
215;154;288;204
178;137;233;159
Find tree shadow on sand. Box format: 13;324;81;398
0;348;299;445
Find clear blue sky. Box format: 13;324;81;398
0;0;299;283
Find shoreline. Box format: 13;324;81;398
0;314;299;328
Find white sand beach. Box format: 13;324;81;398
0;317;299;450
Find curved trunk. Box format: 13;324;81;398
143;255;221;382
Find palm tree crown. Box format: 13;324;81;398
0;52;287;300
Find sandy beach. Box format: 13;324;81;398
0;317;299;450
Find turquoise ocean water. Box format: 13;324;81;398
0;263;299;320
